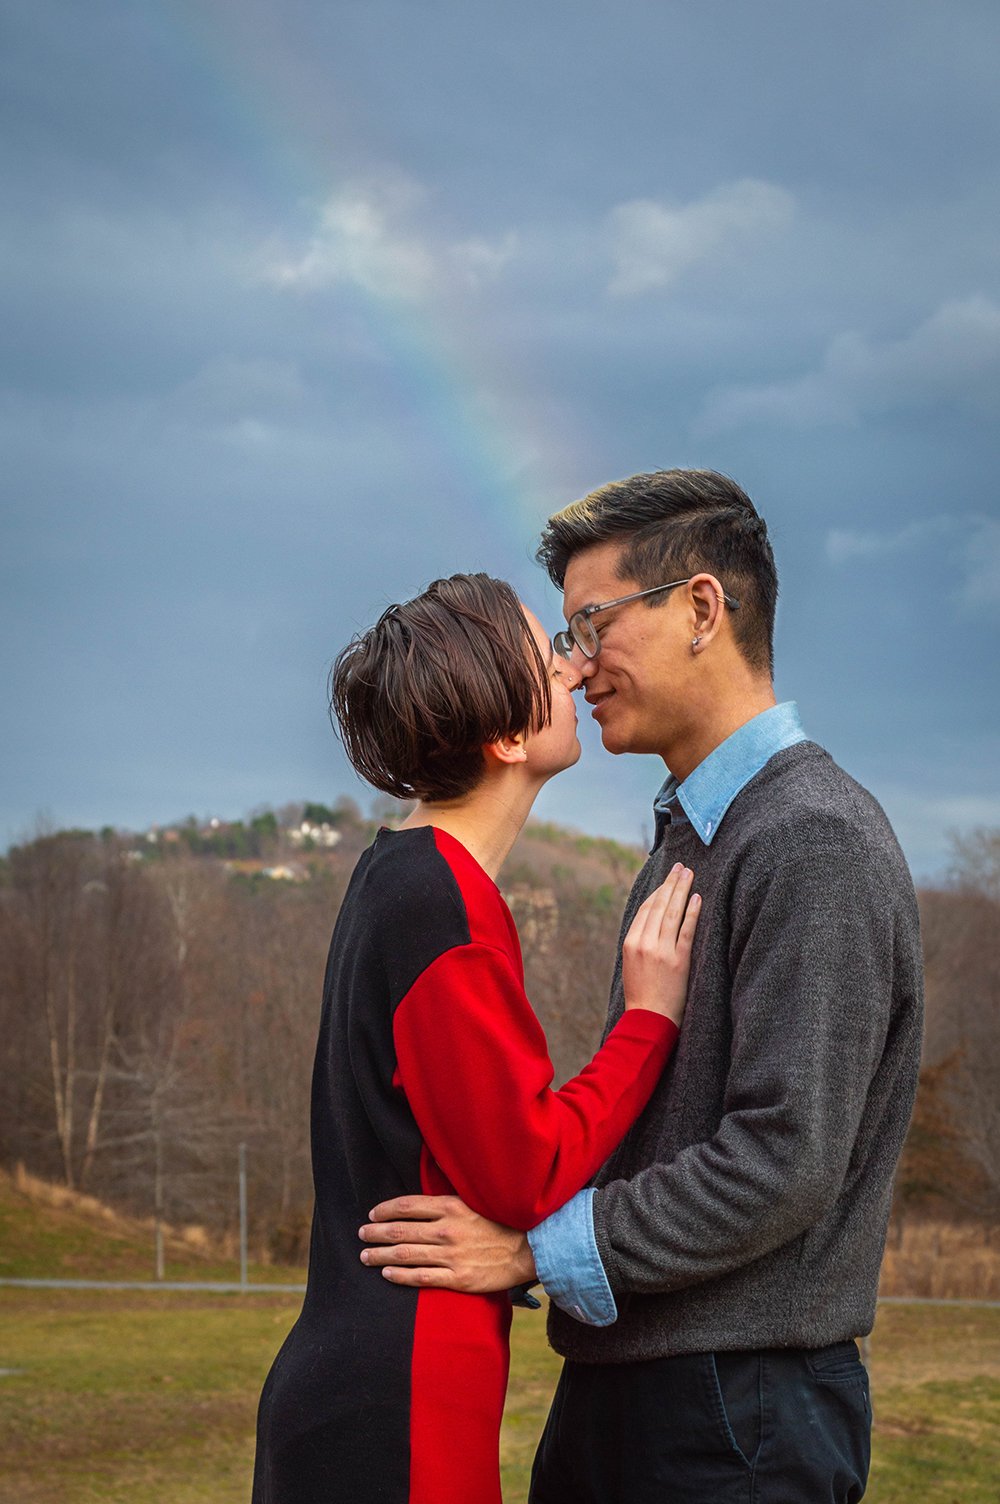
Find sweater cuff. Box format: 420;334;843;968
527;1188;618;1327
607;1010;679;1049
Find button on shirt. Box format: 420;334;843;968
526;702;808;1326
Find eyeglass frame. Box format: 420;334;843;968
553;577;741;661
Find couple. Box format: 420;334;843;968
252;470;923;1503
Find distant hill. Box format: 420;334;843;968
0;802;647;897
2;806;997;1259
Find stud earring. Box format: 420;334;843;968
692;636;702;649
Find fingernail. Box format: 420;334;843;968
360;1250;370;1263
358;1227;367;1240
671;862;683;873
368;1209;376;1219
382;1268;394;1281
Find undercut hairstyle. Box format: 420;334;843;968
537;469;778;676
330;573;551;803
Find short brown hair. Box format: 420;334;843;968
330;574;551;803
537;469;778;676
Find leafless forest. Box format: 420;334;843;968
1;807;997;1273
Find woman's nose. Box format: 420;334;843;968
563;659;585;691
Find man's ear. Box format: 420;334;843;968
689;573;728;649
484;732;529;767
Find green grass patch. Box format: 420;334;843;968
0;1293;997;1502
501;1308;563;1498
865;1304;1000;1502
0;1289;293;1503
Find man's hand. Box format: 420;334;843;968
358;1194;536;1292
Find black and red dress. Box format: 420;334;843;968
252;825;676;1504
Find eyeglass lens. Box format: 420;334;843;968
573;614;599;657
553;615;599;660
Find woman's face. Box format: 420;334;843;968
520;605;582;778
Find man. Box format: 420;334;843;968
359;470;923;1501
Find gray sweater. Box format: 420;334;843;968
547;741;923;1363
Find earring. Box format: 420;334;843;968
691;636;702;649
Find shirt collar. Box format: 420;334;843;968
653;701;807;847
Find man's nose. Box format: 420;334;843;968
574;650;598;685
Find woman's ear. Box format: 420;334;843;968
483;732;529;767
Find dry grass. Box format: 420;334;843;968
7;1164;234;1263
880;1215;1000;1301
9;1168;1000;1301
0;1168;302;1287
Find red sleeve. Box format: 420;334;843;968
392;941;677;1229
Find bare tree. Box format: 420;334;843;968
948;826;1000;903
913;828;1000;1218
3;830;91;1185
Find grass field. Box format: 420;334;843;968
1;1289;998;1503
2;1173;998;1501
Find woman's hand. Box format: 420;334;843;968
622;864;701;1024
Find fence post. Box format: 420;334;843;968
154;1119;164;1281
239;1142;248;1292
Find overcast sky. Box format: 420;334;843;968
2;0;998;881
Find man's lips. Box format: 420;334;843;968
585;689;615;716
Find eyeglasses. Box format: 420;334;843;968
553;578;741;661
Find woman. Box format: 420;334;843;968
252;573;700;1504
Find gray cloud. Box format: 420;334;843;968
825;513;1000;615
876;787;1000;883
697;296;1000;433
261;174;518;302
607;179;794;297
825;518;957;565
164;356;318;428
962;518;1000;610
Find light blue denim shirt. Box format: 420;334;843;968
527;701;807;1325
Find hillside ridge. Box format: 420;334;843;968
0;1165;242;1282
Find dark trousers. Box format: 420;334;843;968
529;1342;871;1504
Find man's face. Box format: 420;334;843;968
561;539;691;760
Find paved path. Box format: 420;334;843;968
1;1279;998;1305
0;1277;305;1292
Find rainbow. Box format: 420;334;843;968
157;2;582;556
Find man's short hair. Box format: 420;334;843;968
330;573;551;803
537;469;778;676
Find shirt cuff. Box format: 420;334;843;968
527;1188;618;1327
